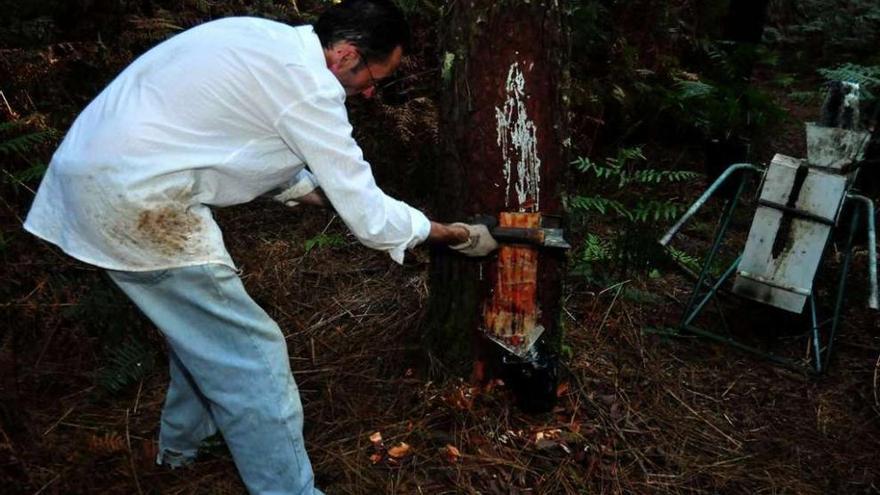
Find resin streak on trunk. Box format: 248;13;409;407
496;63;541;212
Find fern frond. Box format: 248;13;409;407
818;63;880;99
631;200;682;223
818;63;880;87
571;156;597;173
98;337;156;394
579;233;612;263
630;169;701;184
304;233;345;253
616;146;646;162
569;195;632;220
572;157;624;182
704;41;739;80
0;130;54;156
87;433;127;455
665;245;702;273
675;80;715;100
13;162;48;183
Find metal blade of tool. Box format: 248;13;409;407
473;214;571;250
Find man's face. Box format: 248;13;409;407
327;43;403;98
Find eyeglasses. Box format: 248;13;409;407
356;50;394;97
355;49;409;103
360;54;380;90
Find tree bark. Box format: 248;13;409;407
422;0;569;411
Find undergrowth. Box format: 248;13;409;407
62;280;158;395
0;120;56;194
568;146;701;279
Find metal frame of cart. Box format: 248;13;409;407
660;161;877;374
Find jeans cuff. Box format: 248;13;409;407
156;448;197;469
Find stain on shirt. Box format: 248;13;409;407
135;205;202;257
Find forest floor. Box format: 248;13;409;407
3;4;880;495
4;189;880;495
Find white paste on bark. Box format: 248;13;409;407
495;62;541;211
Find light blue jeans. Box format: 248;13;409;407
107;264;322;495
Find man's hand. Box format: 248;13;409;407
272;172;326;208
291;188;329;207
273;186;328;208
448;222;499;257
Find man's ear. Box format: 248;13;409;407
329;42;359;71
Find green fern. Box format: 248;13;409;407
304;233;345;254
570;146;701;276
704;41;737;80
0;121;55;155
630;200;683;223
568;195;631;219
1;121;56;190
574;148;699;191
579;233;612;263
570;147;697;223
0;130;54;156
12;162;48;183
612;146;647;163
61;281;157;394
675;80;716;100
630;169;701;184
818;63;880;100
98;337;156;394
664;245;702;273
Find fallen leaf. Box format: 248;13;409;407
444;386;474;410
369;431;382;445
387;442;411;458
556;382;570;397
444;444;461;463
535;429;561;442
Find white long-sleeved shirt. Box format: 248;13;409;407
23;17;430;271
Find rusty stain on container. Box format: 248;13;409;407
483;211;544;356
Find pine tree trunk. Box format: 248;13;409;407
422;0;569;411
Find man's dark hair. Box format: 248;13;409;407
313;0;410;62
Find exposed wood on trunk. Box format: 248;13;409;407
483;212;541;355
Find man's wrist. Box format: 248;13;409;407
428;221;469;245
